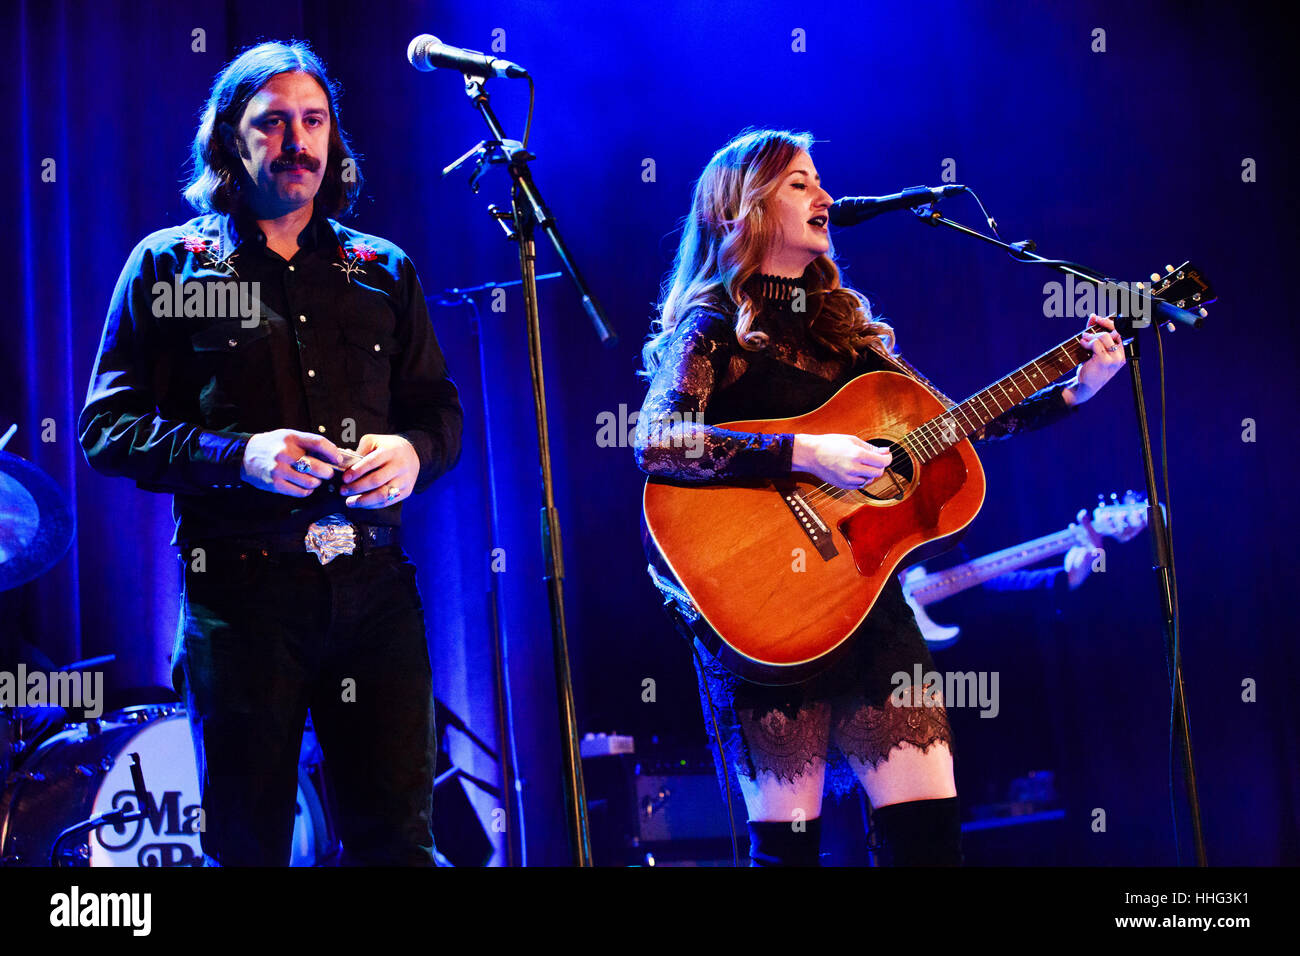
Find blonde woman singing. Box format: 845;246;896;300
633;129;1124;866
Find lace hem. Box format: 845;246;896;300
734;699;832;784
704;685;955;787
830;683;955;772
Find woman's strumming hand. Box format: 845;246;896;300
793;433;893;490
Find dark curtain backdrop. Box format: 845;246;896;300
2;0;1296;865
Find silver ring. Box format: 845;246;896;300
1105;345;1119;353
385;485;401;501
294;456;312;474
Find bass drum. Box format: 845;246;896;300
0;704;335;866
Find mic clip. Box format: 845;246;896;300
912;202;942;224
442;139;531;194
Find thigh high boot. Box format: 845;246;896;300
746;816;823;867
870;796;963;866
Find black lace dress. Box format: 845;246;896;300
633;276;1080;797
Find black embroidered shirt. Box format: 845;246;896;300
78;204;463;544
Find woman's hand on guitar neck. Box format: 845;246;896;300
1064;314;1126;406
792;433;892;489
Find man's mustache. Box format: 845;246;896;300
271;154;320;172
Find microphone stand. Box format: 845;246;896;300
443;72;616;866
910;203;1208;866
50;753;156;866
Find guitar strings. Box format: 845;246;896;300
794;334;1094;509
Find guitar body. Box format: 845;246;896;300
644;370;986;685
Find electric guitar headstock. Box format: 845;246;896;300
1085;490;1154;541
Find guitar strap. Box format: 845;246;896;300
874;347;1012;444
875;347;959;410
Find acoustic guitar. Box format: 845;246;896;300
644;263;1211;685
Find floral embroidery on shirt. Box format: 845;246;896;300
181;234;239;278
334;240;379;283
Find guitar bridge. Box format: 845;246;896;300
776;483;839;562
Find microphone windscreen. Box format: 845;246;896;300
828;199;864;227
407;34;441;71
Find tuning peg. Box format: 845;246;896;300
1199;308;1208;317
1150;272;1161;282
1110;492;1118;502
1164;321;1176;332
1165;264;1174;273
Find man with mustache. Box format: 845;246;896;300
78;41;462;865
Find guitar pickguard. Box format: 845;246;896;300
839;445;971;578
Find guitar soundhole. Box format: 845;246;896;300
859;438;915;503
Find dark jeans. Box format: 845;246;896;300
174;541;436;866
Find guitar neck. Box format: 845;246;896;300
907;527;1078;605
903;329;1095;463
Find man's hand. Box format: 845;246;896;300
1064;508;1105;588
340;434;420;509
240;429;342;497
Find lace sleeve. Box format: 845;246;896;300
633;309;794;481
885;351;1079;444
972;381;1079;443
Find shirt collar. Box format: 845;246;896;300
222;202;339;257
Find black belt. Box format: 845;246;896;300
187;519;400;564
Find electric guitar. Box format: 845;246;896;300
901;491;1152;649
643;262;1212;685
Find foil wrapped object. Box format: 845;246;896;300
304;514;357;565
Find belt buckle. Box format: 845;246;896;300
304;514;357;565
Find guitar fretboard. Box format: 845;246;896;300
908;528;1078;604
902;326;1098;463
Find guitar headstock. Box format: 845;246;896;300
1086;262;1215;337
1147;261;1215;311
1089;490;1151;538
1139;262;1216;331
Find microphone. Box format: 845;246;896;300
829;185;968;226
407;34;529;79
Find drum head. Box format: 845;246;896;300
1;709;327;866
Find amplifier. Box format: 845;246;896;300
583;747;745;866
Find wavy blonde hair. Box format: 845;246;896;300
640;129;897;379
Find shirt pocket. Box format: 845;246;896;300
342;325;399;418
342;326;398;379
189;319;273;427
